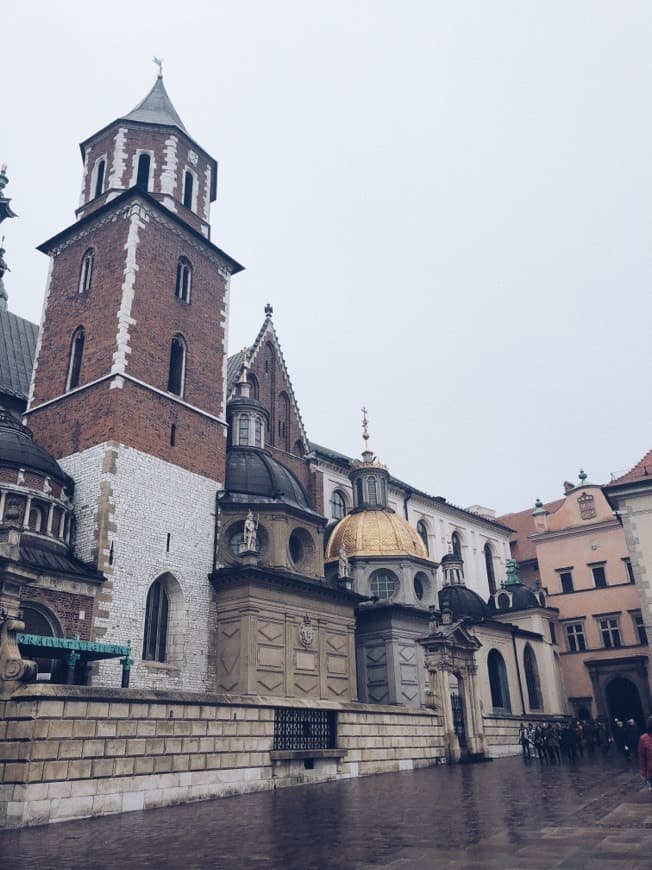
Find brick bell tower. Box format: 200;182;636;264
25;70;243;690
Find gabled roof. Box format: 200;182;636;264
605;450;652;488
121;76;187;132
227;311;309;448
498;498;564;564
0;308;38;400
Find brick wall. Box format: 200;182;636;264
0;685;445;828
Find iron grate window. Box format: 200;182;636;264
273;707;336;751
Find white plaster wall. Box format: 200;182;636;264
318;463;511;602
60;443;219;693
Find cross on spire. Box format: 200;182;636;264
153;56;164;78
361;406;369;448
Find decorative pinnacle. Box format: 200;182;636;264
153;56;164;78
239;346;251;382
534;498;543;509
361;406;370;449
578;469;588;485
264;303;273;319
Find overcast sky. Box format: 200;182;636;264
2;1;651;514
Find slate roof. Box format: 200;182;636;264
19;541;104;582
498;499;565;564
122;76;187;132
0;308;38;400
605;450;652;488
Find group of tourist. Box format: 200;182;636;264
518;715;652;785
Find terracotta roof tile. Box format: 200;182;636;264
605;450;652;487
497;498;565;564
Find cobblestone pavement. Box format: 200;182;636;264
2;754;651;869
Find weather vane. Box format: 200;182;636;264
153;56;164;78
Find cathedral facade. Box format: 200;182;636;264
0;74;569;825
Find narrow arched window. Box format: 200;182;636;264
355;479;363;507
175;257;192;303
279;392;290;449
248;373;259;400
417;520;429;554
136;153;151;190
330;490;347;520
167;334;186;396
451;531;462;558
367;476;378;506
254;416;263;448
79;249;94;294
67;327;85;391
524;644;542;710
142;579;169;662
28;505;45;533
484;543;496;595
488;649;511;712
94;159;105;199
238;413;250;446
183;170;194;209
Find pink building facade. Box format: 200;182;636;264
501;475;651;725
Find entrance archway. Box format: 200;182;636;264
606;676;644;727
20;604;62;680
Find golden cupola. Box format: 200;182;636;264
325;408;430;562
325;510;428;560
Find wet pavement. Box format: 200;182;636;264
1;754;651;869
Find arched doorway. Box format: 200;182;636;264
20;604;62;680
606;676;644;727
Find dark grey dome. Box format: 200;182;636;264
491;583;541;612
439;584;489;621
0;413;70;483
224;447;309;509
441;552;463;565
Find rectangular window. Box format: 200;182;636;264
625;559;636;583
565;622;586;652
598;617;621;649
592;566;607;588
550;622;557;645
559;571;574;594
633;612;648;645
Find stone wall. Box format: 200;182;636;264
483;713;567;758
0;684;444;828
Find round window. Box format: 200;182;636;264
288;527;314;568
370;571;398;600
289;530;304;564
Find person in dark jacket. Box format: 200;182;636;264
638;716;652;789
623;718;640;761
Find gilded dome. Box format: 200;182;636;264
325;510;429;561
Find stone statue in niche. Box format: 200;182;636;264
43;476;52;495
242;510;258;552
338;544;349;578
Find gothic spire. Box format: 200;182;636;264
122;72;187;133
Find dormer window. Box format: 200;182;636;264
94;159;106;199
136;153;151;190
79;249;94;294
175;257;192;303
183;170;194;209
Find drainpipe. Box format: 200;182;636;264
403;489;412;520
212;491;220;573
512;629;526;716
